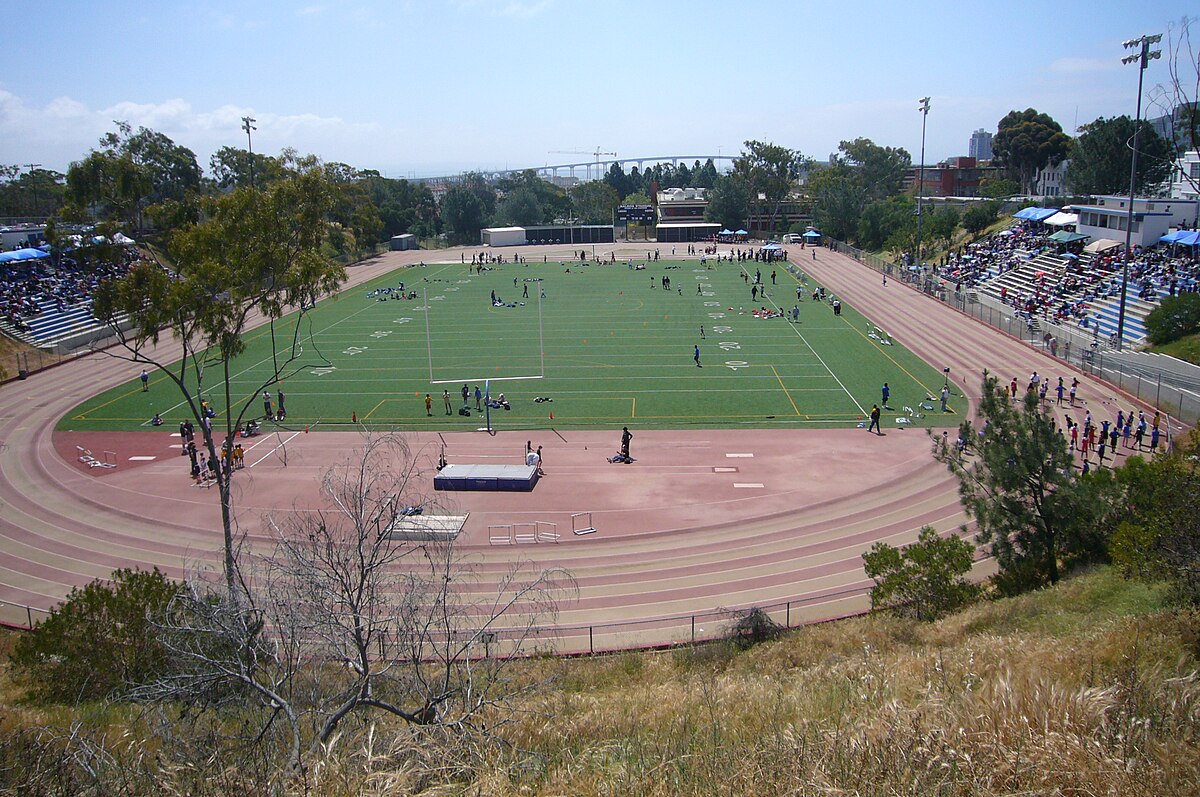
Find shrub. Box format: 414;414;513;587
9;568;182;703
1145;292;1200;345
863;526;981;621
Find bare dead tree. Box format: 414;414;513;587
136;432;575;778
1147;16;1200;195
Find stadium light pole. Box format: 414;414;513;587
241;116;257;189
1115;34;1161;352
915;97;931;275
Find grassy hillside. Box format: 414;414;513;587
2;567;1197;795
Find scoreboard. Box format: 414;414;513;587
616;204;655;223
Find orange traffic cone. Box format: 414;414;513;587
305;424;309;433
352;411;357;424
549;411;554;420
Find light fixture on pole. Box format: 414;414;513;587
1115;34;1161;352
241;116;257;189
23;163;42;219
915;97;931;276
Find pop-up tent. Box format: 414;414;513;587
1013;207;1059;222
1084;238;1123;253
0;247;51;264
1047;230;1089;244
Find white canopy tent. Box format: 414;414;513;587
1083;238;1123;254
1043;211;1078;227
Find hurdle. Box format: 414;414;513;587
536;521;559;543
512;523;538;544
571;512;596;536
488;525;513;545
103;450;118;467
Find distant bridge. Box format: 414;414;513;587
412;155;736;186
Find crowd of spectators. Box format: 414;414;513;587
1;246;143;335
931;221;1200;333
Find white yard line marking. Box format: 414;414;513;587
733;482;765;489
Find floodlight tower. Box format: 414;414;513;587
915;97;931;275
241;116;257;189
1114;34;1161;352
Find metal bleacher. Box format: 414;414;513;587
972;247;1161;346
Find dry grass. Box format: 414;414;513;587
1;568;1198;795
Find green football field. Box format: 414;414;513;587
62;257;959;432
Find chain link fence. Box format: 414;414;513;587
828;239;1200;425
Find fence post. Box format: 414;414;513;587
589;626;594;655
27;605;33;629
786;601;791;628
691;615;696;643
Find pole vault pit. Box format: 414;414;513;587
433;463;539;492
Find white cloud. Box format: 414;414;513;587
0;88;381;173
297;4;324;16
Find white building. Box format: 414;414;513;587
1069;196;1200;248
1034;160;1069;198
1170;149;1200;204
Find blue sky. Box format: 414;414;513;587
2;1;1196;178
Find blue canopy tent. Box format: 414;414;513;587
735;229;748;236
802;230;822;238
1013;207;1059;222
0;248;51;264
1160;230;1200;247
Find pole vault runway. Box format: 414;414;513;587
0;245;1141;651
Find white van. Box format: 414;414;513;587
782;233;803;244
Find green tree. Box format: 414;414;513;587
1067;116;1173;195
694;158;720;189
1109;431;1200;603
962;201;1000;236
64;122;203;230
570;180;619;224
494;186;544;226
857;196;914;251
979;177;1021;199
1145;292;1200;345
732;140;809;236
862;526;980;621
809;163;865;243
209;145;283;190
933;372;1111;594
603;162;632;198
0;166;67;218
364;176;439;239
92;165;347;594
838;137;911;201
927;205;960;249
704;173;751;230
993;109;1072;195
440;185;486;244
496;169;569;222
10;568;182;703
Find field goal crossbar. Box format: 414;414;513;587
571;512;596;536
